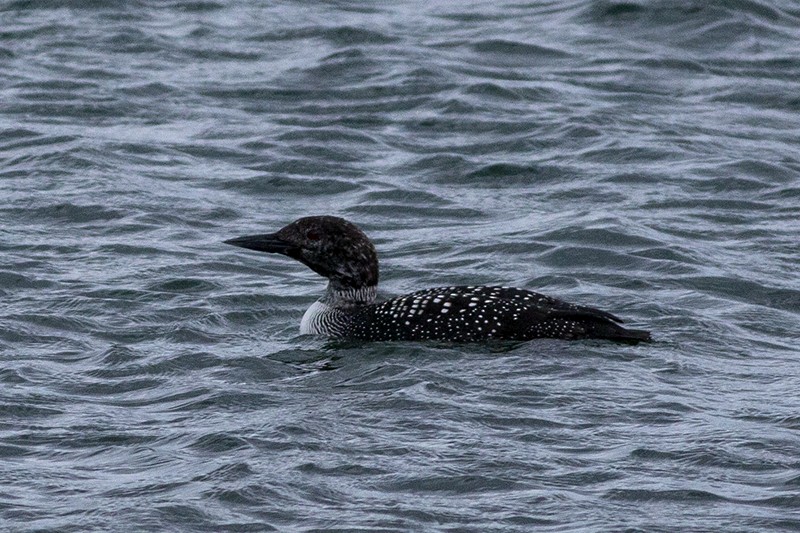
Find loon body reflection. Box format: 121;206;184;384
225;216;651;344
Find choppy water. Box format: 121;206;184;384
2;1;800;531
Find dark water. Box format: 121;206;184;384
2;1;800;531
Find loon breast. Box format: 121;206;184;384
300;300;330;335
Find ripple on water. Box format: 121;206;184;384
2;0;800;531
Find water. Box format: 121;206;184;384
2;0;799;531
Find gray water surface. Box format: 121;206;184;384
2;1;800;531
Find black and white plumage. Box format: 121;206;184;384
225;216;652;344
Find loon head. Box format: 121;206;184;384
224;216;379;291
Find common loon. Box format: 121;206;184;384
225;216;652;344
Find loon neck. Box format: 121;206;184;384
321;282;377;308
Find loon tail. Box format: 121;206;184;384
579;317;652;344
604;325;652;344
549;309;653;344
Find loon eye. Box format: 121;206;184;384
306;230;321;242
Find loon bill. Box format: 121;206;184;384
224;216;652;344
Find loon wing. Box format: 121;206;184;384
352;285;644;343
477;286;624;324
478;287;649;342
522;305;649;343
